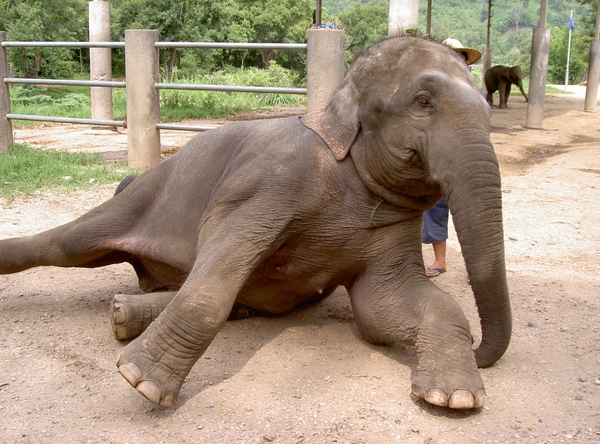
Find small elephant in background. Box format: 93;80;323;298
484;65;528;108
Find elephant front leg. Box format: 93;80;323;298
116;285;236;408
499;84;511;108
410;299;485;409
348;274;484;410
115;202;291;408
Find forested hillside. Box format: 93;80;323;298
0;0;596;85
327;0;596;84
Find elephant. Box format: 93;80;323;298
0;37;511;411
484;65;528;108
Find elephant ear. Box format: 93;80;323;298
300;77;360;160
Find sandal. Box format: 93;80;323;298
426;267;446;277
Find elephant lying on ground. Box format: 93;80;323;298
0;37;511;411
484;65;528;108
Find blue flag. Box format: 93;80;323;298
569;16;575;31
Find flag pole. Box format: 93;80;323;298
565;10;573;92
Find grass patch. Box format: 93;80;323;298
0;143;136;203
10;85;93;126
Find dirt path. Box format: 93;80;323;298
1;92;600;443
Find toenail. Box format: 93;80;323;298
423;388;448;407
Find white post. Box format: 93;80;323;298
125;30;161;170
306;28;345;112
525;0;550;129
388;0;419;37
564;10;573;92
89;0;113;121
584;0;600;111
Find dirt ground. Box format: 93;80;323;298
1;88;599;444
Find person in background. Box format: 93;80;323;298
423;39;482;278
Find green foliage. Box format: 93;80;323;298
158;61;304;121
112;0;313;77
338;4;389;55
0;143;136;203
325;0;388;17
10;64;302;123
548;24;591;84
2;0;597;122
1;0;87;78
333;0;596;87
10;86;92;121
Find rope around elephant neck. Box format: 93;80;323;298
370;197;386;226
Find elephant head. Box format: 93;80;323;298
302;37;511;368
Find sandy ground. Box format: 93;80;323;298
1;89;600;443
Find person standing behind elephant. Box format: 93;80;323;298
422;39;482;278
484;65;528;108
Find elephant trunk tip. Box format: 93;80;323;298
474;328;511;368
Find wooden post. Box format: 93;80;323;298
484;0;493;74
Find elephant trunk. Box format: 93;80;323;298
442;143;512;368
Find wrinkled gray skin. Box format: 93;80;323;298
0;37;511;411
484;65;528;108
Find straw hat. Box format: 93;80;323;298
442;38;482;65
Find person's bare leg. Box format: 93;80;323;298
426;240;447;276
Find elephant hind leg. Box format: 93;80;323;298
486;90;494;107
111;292;177;340
110;291;270;340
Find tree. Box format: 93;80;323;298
338;4;388;55
181;0;253;70
239;0;313;68
548;24;591;84
113;0;189;78
512;5;524;31
2;0;87;78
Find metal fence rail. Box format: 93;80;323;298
0;28;346;168
6;113;125;127
1;41;125;48
4;78;125;88
1;39;307;130
2;41;307;50
155;83;306;94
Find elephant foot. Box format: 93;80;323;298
414;386;485;410
117;307;216;408
110;292;176;340
411;348;485;410
116;330;193;408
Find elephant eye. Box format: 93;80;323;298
417;95;431;107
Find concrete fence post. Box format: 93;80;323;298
125;29;161;170
306;28;345;113
0;31;13;153
388;0;419;37
89;0;113;121
584;41;600;111
483;48;492;76
526;27;551;129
